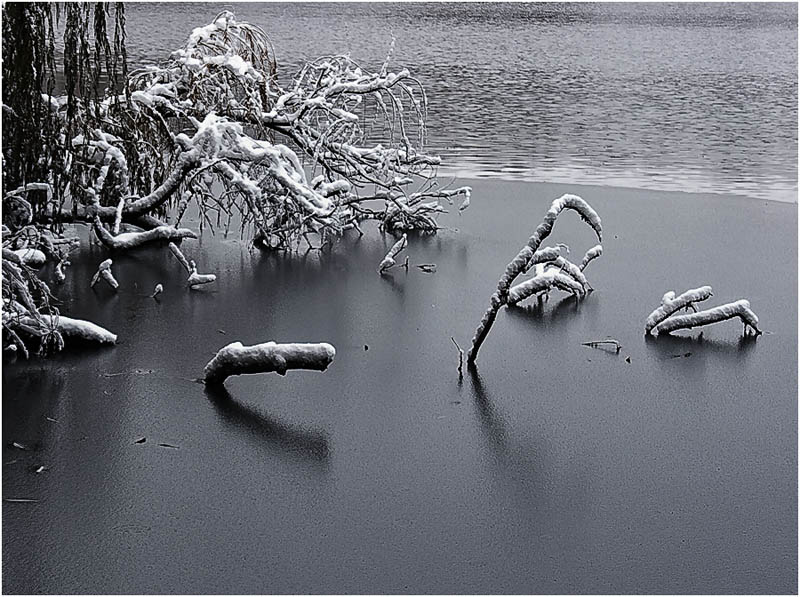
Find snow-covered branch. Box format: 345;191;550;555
378;233;408;273
644;286;713;335
203;341;336;384
467;194;602;365
93;217;197;250
71;11;472;249
653;299;761;336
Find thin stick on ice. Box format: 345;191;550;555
93;217;197;250
653;299;761;336
467;194;602;364
378;233;408;274
644;286;713;335
203;341;336;385
90;259;119;290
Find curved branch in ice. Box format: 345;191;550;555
187;260;216;289
580;244;602;271
467;194;602;365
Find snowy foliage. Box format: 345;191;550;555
32;11;471;250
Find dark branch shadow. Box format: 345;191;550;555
467;366;508;455
379;269;407;296
644;330;759;360
204;383;330;465
504;293;583;330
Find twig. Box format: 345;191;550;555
582;339;622;353
451;336;464;375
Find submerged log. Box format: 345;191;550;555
203;341;336;385
653;299;761;336
93;216;197;250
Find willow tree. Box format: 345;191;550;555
2;7;471;356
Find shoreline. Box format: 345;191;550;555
439;165;799;205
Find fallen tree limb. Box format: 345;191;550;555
644;286;713;335
203;341;336;385
18;315;117;345
653;299;761;336
11;248;46;267
93;217;197;250
467;194;602;365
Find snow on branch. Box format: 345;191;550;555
18;314;117;345
580;244;602;271
62;10;471;249
507;269;585;306
203;341;336;385
644;286;713;335
93;216;197;250
187;260;216;289
90;259;119;290
645;287;761;337
169;241;192;273
466;194;602;365
378;233;408;273
653;299;761;337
